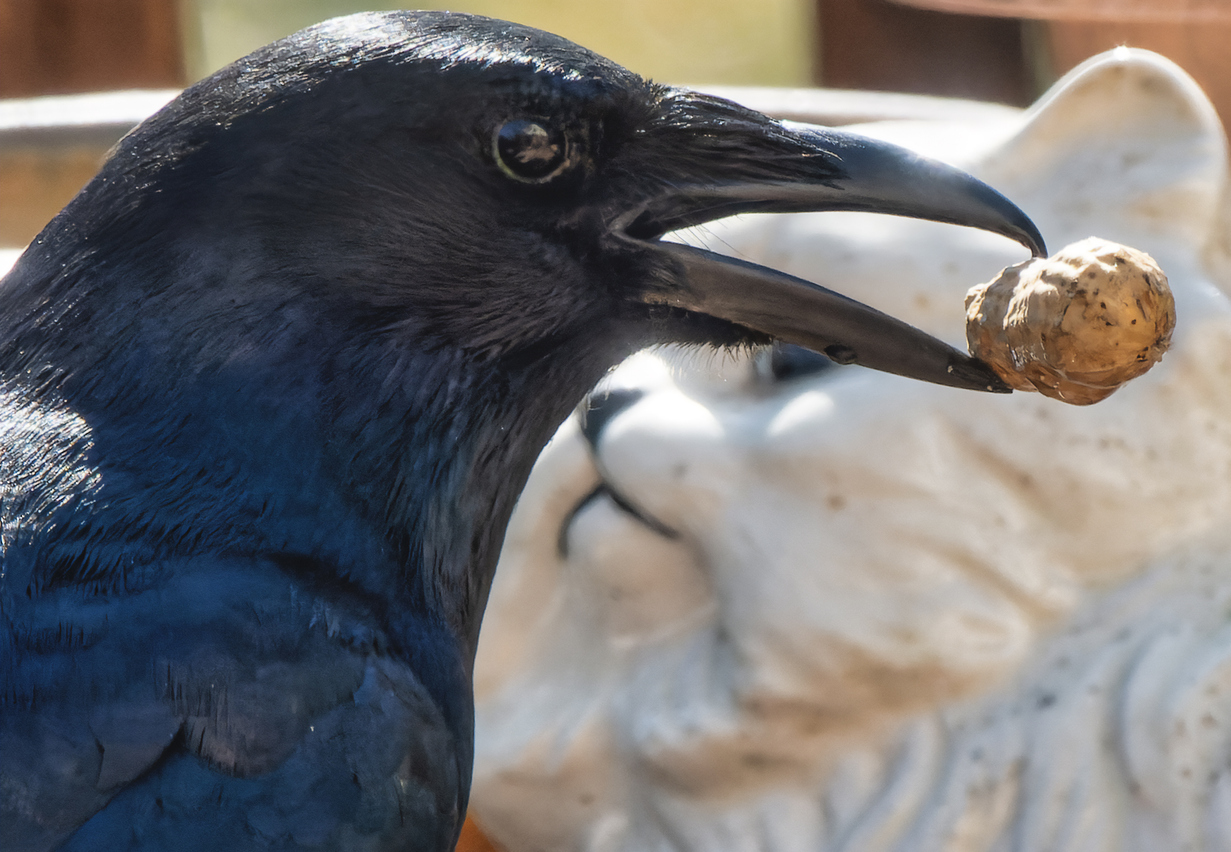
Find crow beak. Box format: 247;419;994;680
625;91;1046;393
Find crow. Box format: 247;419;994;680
0;11;1043;851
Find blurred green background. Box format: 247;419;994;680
181;0;816;86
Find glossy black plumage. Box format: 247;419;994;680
0;11;1043;851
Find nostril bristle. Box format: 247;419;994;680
579;388;644;449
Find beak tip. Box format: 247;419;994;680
1005;217;1047;258
949;355;1014;394
1025;231;1048;258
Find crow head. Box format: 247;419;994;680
1;10;1044;648
11;12;1041;383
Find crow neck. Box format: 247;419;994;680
329;326;636;663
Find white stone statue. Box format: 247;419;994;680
470;48;1231;852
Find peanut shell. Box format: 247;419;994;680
965;237;1175;405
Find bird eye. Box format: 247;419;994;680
494;119;570;183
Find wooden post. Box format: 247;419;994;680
0;0;185;97
817;0;1033;105
889;0;1231;128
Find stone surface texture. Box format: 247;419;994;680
471;48;1231;852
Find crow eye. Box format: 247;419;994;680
494;119;569;183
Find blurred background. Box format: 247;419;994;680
4;0;1231;249
5;0;1231;106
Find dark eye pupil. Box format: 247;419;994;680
496;120;566;180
